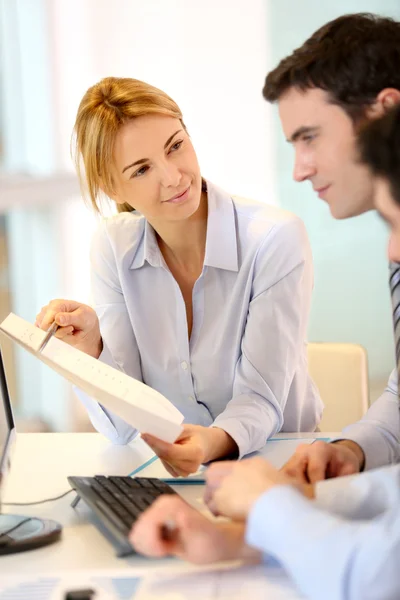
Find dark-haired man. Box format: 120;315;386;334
263;11;400;482
129;104;400;600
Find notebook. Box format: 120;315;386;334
0;313;184;443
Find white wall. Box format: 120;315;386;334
46;0;276;428
50;0;275;204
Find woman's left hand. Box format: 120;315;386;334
141;425;238;477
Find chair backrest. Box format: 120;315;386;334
307;342;369;432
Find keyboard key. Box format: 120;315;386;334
136;478;154;489
149;479;176;493
94;500;129;533
124;478;145;489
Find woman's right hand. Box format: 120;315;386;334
35;299;103;359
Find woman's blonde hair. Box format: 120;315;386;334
73;77;185;214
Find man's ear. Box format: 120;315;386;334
366;88;400;119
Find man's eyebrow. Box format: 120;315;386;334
122;129;183;174
287;126;320;143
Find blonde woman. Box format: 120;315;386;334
36;77;322;475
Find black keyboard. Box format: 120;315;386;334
68;475;176;556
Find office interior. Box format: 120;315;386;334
0;0;398;435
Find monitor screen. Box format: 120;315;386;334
0;349;15;498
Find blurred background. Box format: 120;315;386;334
0;0;398;433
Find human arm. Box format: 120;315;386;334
247;464;400;600
211;216;320;457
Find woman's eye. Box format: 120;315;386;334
169;140;183;152
131;165;148;179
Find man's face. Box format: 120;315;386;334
374;178;400;263
278;87;375;219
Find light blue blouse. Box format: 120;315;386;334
76;180;322;456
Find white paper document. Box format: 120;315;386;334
0;313;184;443
257;439;315;468
0;564;303;599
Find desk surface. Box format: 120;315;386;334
1;432;336;596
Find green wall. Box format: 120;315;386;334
268;1;400;385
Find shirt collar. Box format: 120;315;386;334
203;180;238;272
129;218;163;269
129;179;238;272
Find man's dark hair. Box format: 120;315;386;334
358;105;400;206
263;13;400;120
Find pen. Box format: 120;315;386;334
38;321;59;353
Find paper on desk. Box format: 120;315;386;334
0;313;184;444
0;564;304;599
256;438;318;469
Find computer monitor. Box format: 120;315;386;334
0;347;16;510
0;347;62;554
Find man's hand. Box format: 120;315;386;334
281;440;365;483
206;457;313;520
141;425;238;477
129;495;255;563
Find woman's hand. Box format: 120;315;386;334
141;425;238;477
35;299;103;359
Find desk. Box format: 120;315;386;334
1;432;336;596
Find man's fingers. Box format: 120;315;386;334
130;495;193;557
204;462;238;509
205;462;236;484
337;462;358;477
281;442;336;484
130;511;175;556
306;445;331;483
281;454;310;482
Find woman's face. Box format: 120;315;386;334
111;114;203;222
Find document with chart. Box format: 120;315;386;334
0;564;301;600
0;313;184;443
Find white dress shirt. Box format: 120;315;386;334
335;368;400;469
247;464;400;600
76;180;322;456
